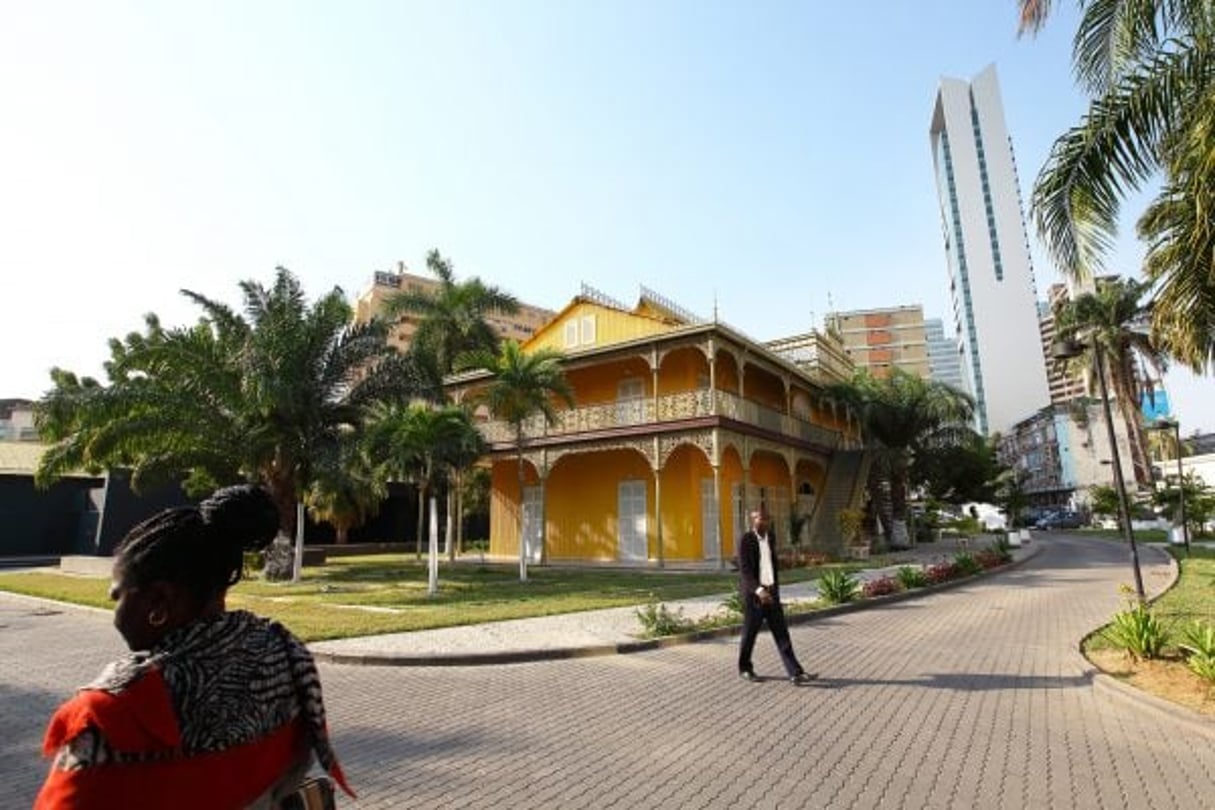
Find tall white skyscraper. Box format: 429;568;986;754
930;64;1050;434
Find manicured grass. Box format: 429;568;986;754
1086;545;1215;653
1093;541;1215;650
1077;527;1170;543
1083;547;1215;715
0;554;876;642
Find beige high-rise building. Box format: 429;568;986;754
824;305;930;379
1038;283;1087;406
354;261;555;354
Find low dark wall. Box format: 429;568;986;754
2;470;451;558
94;471;195;556
0;475;103;556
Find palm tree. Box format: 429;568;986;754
457;340;573;581
384;249;520;392
364;402;484;592
1053;276;1167;488
305;431;385;546
36;268;420;578
441;417;489;562
1017;0;1215;368
826;370;975;549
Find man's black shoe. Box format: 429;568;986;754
790;672;819;686
739;670;761;683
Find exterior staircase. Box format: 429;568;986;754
807;450;869;557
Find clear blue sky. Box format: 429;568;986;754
3;1;1211;431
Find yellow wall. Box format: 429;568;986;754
719;446;745;557
714;354;741;393
496;442;718;563
545;449;651;560
747;452;791;498
745;366;786;411
657;445;712;560
565;357;651;406
488;459;539;557
656;347;708;395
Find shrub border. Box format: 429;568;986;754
317;544;1044;667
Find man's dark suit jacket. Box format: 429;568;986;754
737;530;781;599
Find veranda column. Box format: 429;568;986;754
538;471;548;566
713;462;724;570
653;436;664;568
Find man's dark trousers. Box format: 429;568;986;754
738;585;802;677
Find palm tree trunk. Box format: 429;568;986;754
266;474;297;538
337;526;348;545
516;426;527;583
889;460;910;550
415;484;426;560
1109;363;1153;489
866;462;892;550
454;469;464;559
445;485;455;562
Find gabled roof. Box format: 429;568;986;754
522;284;680;352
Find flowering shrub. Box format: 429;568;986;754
924;562;959;585
862;576;902;598
975;550;1006;570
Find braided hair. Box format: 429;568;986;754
114;485;280;605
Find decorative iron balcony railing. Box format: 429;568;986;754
476;389;844;448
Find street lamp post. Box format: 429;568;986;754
1054;337;1146;602
1152;417;1191;557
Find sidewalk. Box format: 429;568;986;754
309;539;1041;666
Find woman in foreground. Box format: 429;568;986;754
36;485;353;809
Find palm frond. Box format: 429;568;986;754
1033;41;1200;279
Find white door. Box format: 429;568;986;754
618;480;648;561
700;478;720;560
732;483;747;541
616;378;645;425
521;486;543;563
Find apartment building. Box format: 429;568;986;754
353;261;554;353
823;305;930;379
1038;283;1088;405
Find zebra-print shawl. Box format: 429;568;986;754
89;610;342;776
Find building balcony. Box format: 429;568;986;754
476;389;846;450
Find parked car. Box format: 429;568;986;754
1036;510;1085;530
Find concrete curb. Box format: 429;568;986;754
311;543;1045;667
1079;544;1215;738
1092;671;1215;740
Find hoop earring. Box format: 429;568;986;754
147;607;168;628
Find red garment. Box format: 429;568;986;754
35;666;319;810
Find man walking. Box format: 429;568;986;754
737;508;816;685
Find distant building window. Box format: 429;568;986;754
580;315;596;345
564;321;579;347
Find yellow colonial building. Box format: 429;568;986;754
451;286;868;566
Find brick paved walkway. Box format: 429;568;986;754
3;535;1212;808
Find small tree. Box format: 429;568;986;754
1089;484;1122;526
458;340;573;582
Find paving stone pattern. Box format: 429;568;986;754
2;535;1213;808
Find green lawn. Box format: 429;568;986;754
1086;546;1215;652
0;554;874;642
